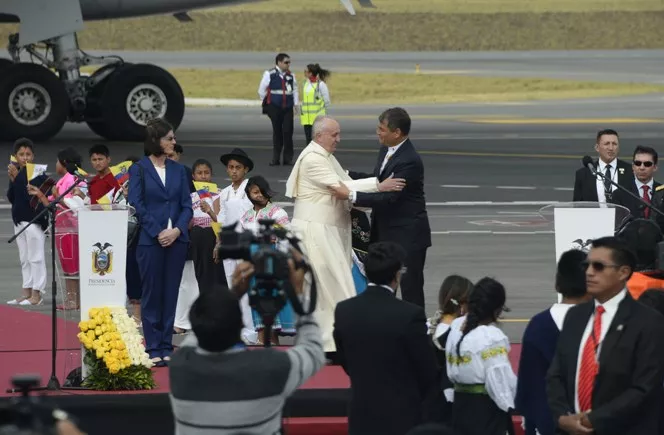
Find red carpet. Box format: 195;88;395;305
0;305;525;434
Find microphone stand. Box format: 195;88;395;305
589;164;664;224
6;174;86;393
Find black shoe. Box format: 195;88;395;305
269;161;280;166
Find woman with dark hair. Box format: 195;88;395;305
128;118;193;367
300;63;331;144
424;275;473;424
238;175;293;345
445;277;517;435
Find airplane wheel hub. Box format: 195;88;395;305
126;84;167;126
9;83;51;126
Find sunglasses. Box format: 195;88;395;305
582;260;620;272
634;160;654;167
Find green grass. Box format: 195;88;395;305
1;1;663;51
103;68;664;104
216;0;664;13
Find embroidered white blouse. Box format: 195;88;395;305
445;315;517;412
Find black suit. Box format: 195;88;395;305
348;139;432;307
333;285;439;435
612;179;661;220
572;159;634;202
546;293;664;435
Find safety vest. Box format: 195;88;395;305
266;68;295;109
300;80;326;126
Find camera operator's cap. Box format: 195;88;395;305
220;148;254;172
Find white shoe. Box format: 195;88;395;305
241;328;259;345
19;298;43;306
7;299;20;305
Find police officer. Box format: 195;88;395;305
258;53;298;166
300;63;331;145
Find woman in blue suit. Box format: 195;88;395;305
128;118;193;367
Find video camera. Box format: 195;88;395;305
0;375;66;435
216;219;317;346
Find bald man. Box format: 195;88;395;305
285;116;405;352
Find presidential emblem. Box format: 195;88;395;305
92;242;113;276
570;238;593;252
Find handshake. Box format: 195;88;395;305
328;173;406;200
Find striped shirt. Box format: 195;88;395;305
169;314;325;435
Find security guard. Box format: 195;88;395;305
300;63;331;144
258;53;298;166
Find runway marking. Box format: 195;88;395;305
440;184;479;188
195;144;586;160
465;118;664;124
496;186;537;190
554;187;574;191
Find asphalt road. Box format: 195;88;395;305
2;100;664;342
4;49;664;82
8;49;660;84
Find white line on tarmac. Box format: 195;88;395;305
496;186;537;190
440;184;480;188
432;230;553;235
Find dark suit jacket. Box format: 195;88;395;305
184;165;196;194
572;159;634;203
348;139;431;252
333;285;439;435
546;293;664;435
128;156;193;246
613;179;661;220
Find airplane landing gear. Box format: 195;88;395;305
0;32;185;142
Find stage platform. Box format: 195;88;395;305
0;305;525;435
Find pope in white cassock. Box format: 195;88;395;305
285;116;406;352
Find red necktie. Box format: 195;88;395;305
642;185;651;218
578;305;605;412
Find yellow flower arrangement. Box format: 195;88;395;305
77;306;155;390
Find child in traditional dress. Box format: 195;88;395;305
28;147;87;311
425;275;473;424
239;175;293;345
6;138;49;306
445;277;517;435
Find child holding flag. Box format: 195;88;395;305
190;159;222;290
6;138;49;306
88;145;120;205
28;147;87;311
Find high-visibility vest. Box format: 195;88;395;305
300;80;326;126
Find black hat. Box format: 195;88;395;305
220;148;254;172
246;175;278;199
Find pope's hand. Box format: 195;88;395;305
378;174;406;192
328;183;351;199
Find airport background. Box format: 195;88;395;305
2;1;664;434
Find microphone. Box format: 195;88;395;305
582;155;595;172
65;162;87;179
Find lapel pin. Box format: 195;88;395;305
617;324;624;331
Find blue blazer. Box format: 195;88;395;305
128;156;193;246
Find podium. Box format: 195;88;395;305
539;201;631;261
55;203;135;378
539;202;630;302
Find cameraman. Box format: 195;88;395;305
169;250;325;435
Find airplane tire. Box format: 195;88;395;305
99;63;185;141
0;58;13;71
0;63;69;142
84;63;131;140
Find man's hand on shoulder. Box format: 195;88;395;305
378;174;406;192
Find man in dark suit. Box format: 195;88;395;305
573;129;634;203
329;107;431;308
333;242;439;435
546;236;664;435
612;145;660;219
